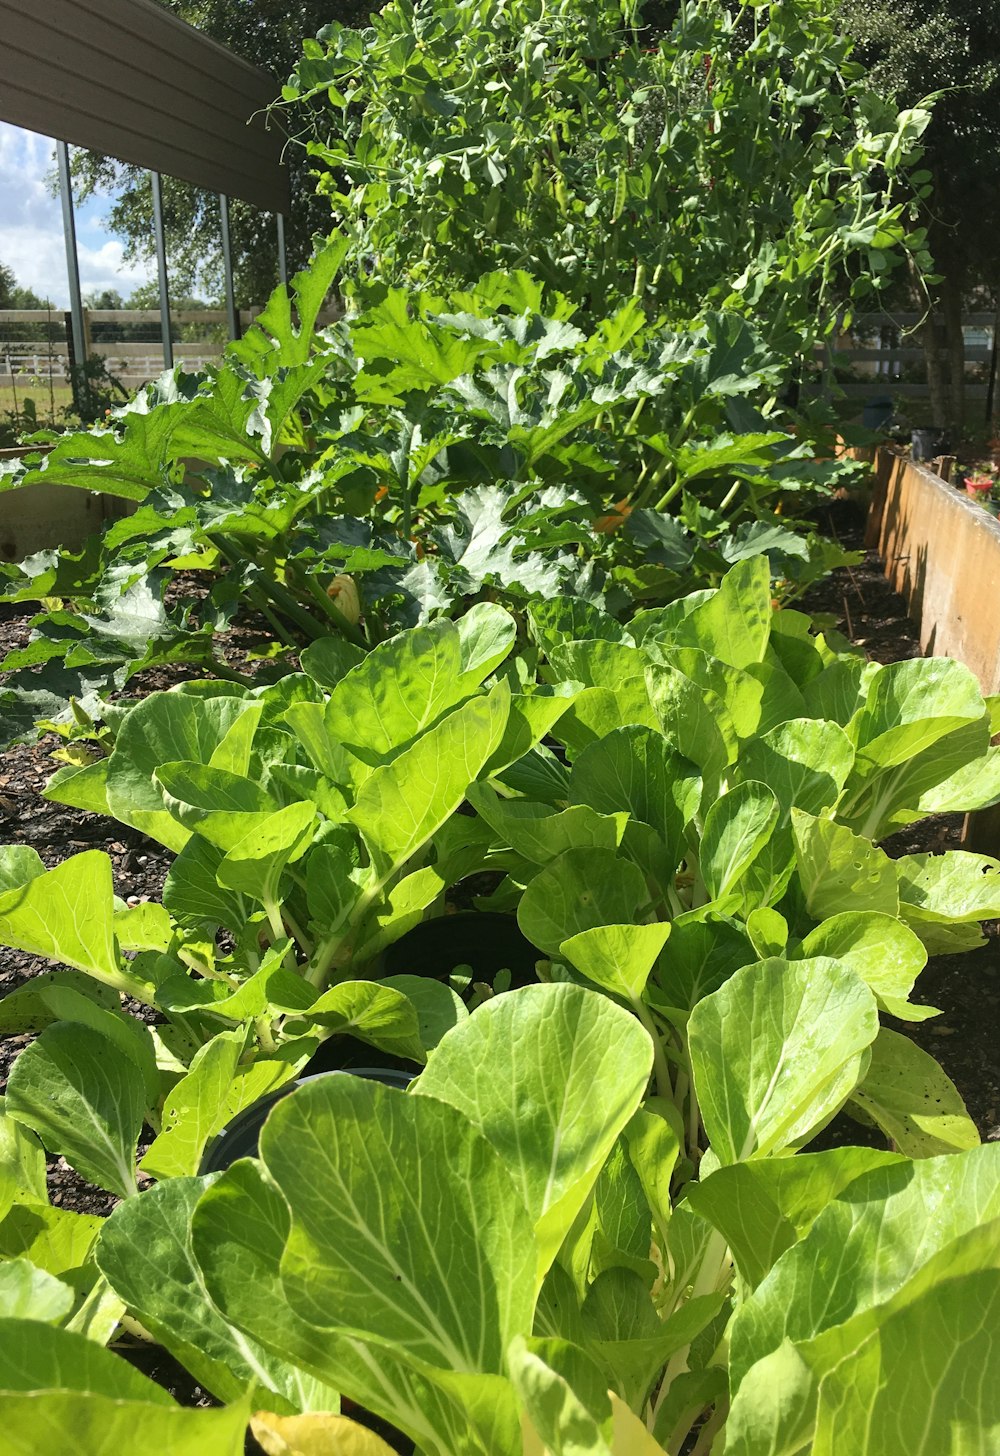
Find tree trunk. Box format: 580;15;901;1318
916;305;951;430
940;272;966;439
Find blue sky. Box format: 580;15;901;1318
0;122;154;307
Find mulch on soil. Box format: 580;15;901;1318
1;510;999;1223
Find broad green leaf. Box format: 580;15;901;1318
380;975;468;1054
801;655;871;725
559;924;670;1002
163;835;247;930
651;911;756;1021
797;911;929;1019
0;845;44;895
107;692;257;849
486;689;580;783
791;810;899;920
672;556;771;668
416;984;652;1281
0;1316;172;1401
347;683;510;875
456;602;517;685
0;1203;103;1278
686;1147;904;1290
155;761;280;852
262;1075;536;1371
139;1030;244;1180
0;969;119;1037
852;657;987;765
556;686;659;756
282;700;355;785
113;899;173;953
913;741;1000;817
217;801;317;902
328;620;472;763
0;853;124;989
0;1104;47;1216
0;1258;74;1323
736;719;855;822
849;1027;980;1157
192;1160;518;1456
0;1315;249;1449
699;782;778;901
726;1254;1000;1456
840;717;990;840
517;849;649;957
895;851;1000;923
2;985;159;1105
208;700;265;775
305;841;365;941
529;596;631;657
567;726;701;879
689;957;879;1164
728;1143;1000;1388
468;783;627;866
622;1102;680;1246
298;635;367;690
98;1176;330;1411
348;863;450;964
508;1336;611;1455
644;664;736;790
306;980;424;1061
651;646;767;741
546;640;648;697
63;1271;126;1346
582;1277;724;1415
746;907;788;959
42;759;113;817
6;1024;146;1198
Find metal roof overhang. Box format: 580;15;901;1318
0;0;291;212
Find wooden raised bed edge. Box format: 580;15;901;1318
865;446;1000;854
0;444;133;561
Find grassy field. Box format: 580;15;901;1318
0;383;79;432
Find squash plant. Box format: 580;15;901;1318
0;244;862;754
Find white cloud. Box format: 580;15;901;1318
0;123;153;307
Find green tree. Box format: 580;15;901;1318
67;0;371;308
839;0;1000;432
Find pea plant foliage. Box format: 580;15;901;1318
1;565;1000;1452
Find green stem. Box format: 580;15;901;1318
632;997;673;1101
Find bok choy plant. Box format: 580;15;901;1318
2;561;999;1202
3;983;998;1454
